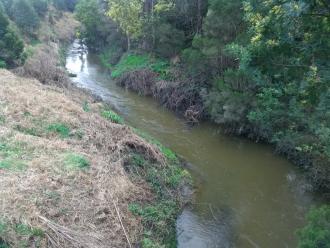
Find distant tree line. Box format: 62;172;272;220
75;0;330;196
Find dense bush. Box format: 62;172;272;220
0;8;24;67
11;0;39;34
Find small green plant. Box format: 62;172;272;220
64;153;90;170
15;224;44;237
0;60;6;69
101;110;124;124
82;101;90;112
297;205;330;248
0;115;5;124
47;123;70;138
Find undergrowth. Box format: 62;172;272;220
0;219;44;248
47;123;71;138
111;53;170;80
126;129;192;247
63;153;90;170
101;108;124;124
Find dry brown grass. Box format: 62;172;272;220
14;11;79;87
0;69;164;247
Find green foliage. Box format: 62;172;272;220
82;101;90;112
297;205;330;248
31;0;48;16
0;219;44;247
0;141;28;171
0;8;24;67
11;0;40;35
64;153;90;170
47;123;71;138
101;109;124;124
126;136;191;247
99;45;124;68
75;0;123;49
106;0;143;49
111;53;170;79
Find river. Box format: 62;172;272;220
66;40;319;248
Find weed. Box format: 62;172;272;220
47;123;70;138
82;101;90;112
15;224;44;237
101;110;124;124
0;115;5;124
64;153;90;170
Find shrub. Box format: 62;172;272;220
297;205;330;248
0;9;24;67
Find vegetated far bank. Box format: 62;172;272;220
75;0;330;197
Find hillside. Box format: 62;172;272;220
0;69;187;247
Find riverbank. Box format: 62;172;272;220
0;68;190;247
0;9;191;247
98;49;330;197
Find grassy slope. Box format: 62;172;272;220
0;69;189;247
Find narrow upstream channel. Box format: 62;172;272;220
66;40;318;248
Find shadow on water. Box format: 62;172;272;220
66;40;322;248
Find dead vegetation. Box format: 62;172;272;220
117;69;206;123
0;69;165;247
14;11;79;88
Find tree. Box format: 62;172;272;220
0;8;24;67
11;0;39;34
107;0;143;50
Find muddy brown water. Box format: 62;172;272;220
66;40;320;248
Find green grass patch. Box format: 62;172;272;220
0;219;44;248
101;109;124;124
127;142;191;247
111;53;171;80
47;123;71;138
0;141;30;171
64;153;90;170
